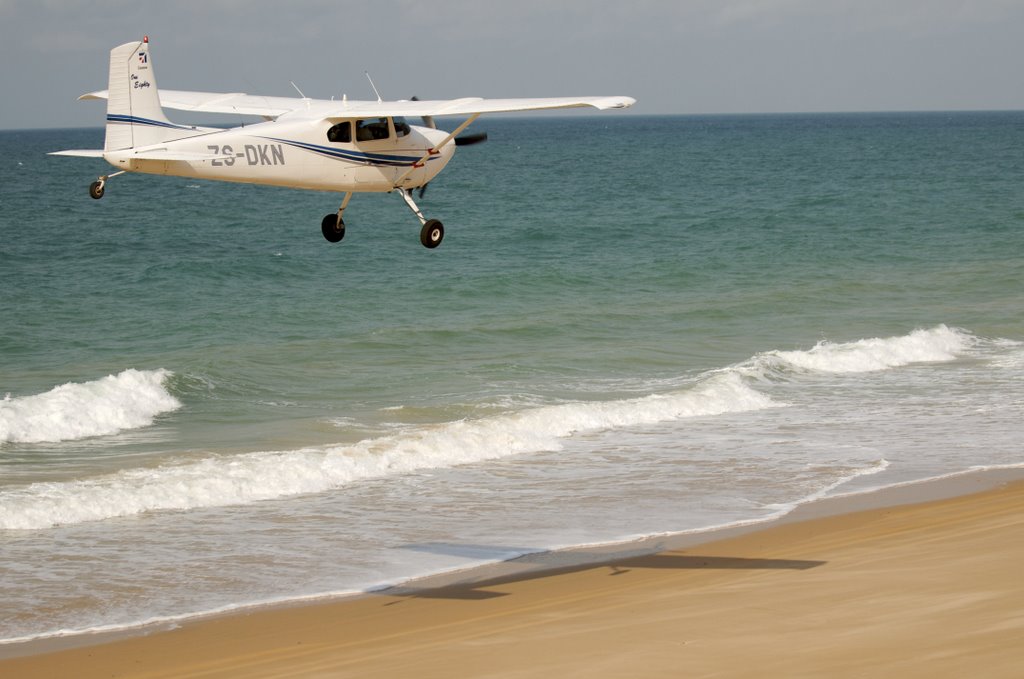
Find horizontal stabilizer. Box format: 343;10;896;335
49;149;222;162
81;89;294;119
49;149;105;158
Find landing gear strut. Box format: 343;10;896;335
321;192;352;243
399;189;444;249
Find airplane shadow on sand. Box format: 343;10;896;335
380;542;825;602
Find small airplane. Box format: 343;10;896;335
53;37;635;248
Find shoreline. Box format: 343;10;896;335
2;464;1023;674
3;464;1020;654
380;464;1024;593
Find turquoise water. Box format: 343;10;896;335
2;112;1023;643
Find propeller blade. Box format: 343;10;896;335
411;96;436;129
455;132;488;147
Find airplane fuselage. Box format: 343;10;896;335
103;117;454;193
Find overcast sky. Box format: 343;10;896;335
1;0;1023;129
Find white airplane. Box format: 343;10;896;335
53;37;635;248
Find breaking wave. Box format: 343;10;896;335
0;373;775;530
742;324;975;378
0;326;981;530
0;369;180;445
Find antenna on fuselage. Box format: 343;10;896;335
365;72;383;103
290;81;311;109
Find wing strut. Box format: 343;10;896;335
393;113;480;188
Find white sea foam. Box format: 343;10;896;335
989;345;1024;369
743;325;974;378
0;326;988;531
0;372;777;530
0;369;181;445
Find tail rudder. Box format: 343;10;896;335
104;36;192;151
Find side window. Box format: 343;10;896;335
355;118;390;142
327;121;351;143
393;116;411;138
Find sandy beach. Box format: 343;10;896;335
3;474;1022;678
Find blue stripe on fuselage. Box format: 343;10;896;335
261;137;436;168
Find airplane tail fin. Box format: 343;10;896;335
103;37;196;151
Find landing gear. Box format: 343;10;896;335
322;192;352;243
87;171;125;200
420;219;444;249
321;214;345;242
399;189;444;249
319;189;446;248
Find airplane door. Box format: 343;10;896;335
353;117;399;187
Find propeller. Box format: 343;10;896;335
454;132;488;146
411;96;488;197
410;96;435;130
411;95;487;145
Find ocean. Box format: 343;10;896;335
1;112;1023;644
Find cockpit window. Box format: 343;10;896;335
355;118;390;141
393;116;411;138
326;121;351;143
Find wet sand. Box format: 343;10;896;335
3;474;1023;678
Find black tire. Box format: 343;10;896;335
420;219;444;249
321;214;345;243
89;181;105;200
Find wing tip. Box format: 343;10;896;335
597;96;637;110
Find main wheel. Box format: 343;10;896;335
89;181;105;200
321;214;345;243
420;219;444;249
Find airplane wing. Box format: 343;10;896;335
79;90;635;121
324;95;638;117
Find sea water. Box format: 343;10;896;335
1;112;1023;643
